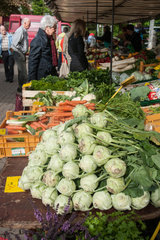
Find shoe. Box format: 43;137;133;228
5;79;9;82
17;87;22;93
9;80;13;82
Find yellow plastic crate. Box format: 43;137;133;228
0;111;40;158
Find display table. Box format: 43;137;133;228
0;157;160;230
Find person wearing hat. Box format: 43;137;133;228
88;33;96;47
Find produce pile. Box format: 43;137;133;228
28;69;116;104
19;103;160;214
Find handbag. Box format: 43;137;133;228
59;60;69;78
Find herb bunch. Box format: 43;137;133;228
24;200;96;240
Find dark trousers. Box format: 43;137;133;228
2;51;14;82
13;51;27;92
58;52;62;71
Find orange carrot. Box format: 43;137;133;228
38;122;48;130
8;130;23;134
6;125;26;131
58;106;74;112
66;100;87;106
84;103;96;107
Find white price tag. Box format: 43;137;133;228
11;148;25;156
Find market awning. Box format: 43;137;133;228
44;0;160;24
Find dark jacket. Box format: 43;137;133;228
128;32;142;52
97;30;111;43
68;33;88;72
28;28;56;81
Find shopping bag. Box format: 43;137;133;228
15;93;23;111
59;60;69;78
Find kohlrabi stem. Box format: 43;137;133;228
87;133;135;151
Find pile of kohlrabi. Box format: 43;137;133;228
19;104;160;214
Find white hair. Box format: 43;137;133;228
40;15;57;30
22;18;30;24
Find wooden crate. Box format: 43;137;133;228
22;87;76;108
0;111;40;158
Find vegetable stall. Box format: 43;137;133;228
1;0;160;236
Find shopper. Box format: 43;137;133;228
28;15;58;81
88;33;96;48
124;24;142;52
12;17;31;92
97;25;111;48
0;25;14;82
56;27;69;71
68;19;88;72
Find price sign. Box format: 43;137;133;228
0;129;6;135
4;176;24;193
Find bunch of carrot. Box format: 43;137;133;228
45;100;95;128
5;100;95;135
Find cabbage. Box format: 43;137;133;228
106;177;125;194
80;174;98;193
74;123;93;139
18;174;33;190
59;143;77;161
72;190;92;211
42;129;57;142
30;181;46;199
131;71;144;81
93;190;112;210
112;72;120;84
42;187;58;207
82;93;96;101
78;135;96;155
35;142;45;151
44;136;60;155
151;187;160;207
54;194;73;214
62;161;79;179
96;131;112;144
58;131;75;146
119;73;129;83
111;193;131;211
79;155;97;173
47;153;64;172
93;145;111;166
28;149;48;167
144;73;152;80
104;158;126;178
90;112;107;128
131;191;150;210
22;165;43;182
72;104;89;118
56;178;76;196
42;170;60;187
56;123;72;136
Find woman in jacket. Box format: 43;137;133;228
28;15;58;81
68;19;88;72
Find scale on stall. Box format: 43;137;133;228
106;75;136;105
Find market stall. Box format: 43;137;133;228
0;157;160;229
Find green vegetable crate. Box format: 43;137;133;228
0;111;40;158
22;87;76;109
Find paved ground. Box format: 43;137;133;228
0;63;18;124
0;63;25;239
